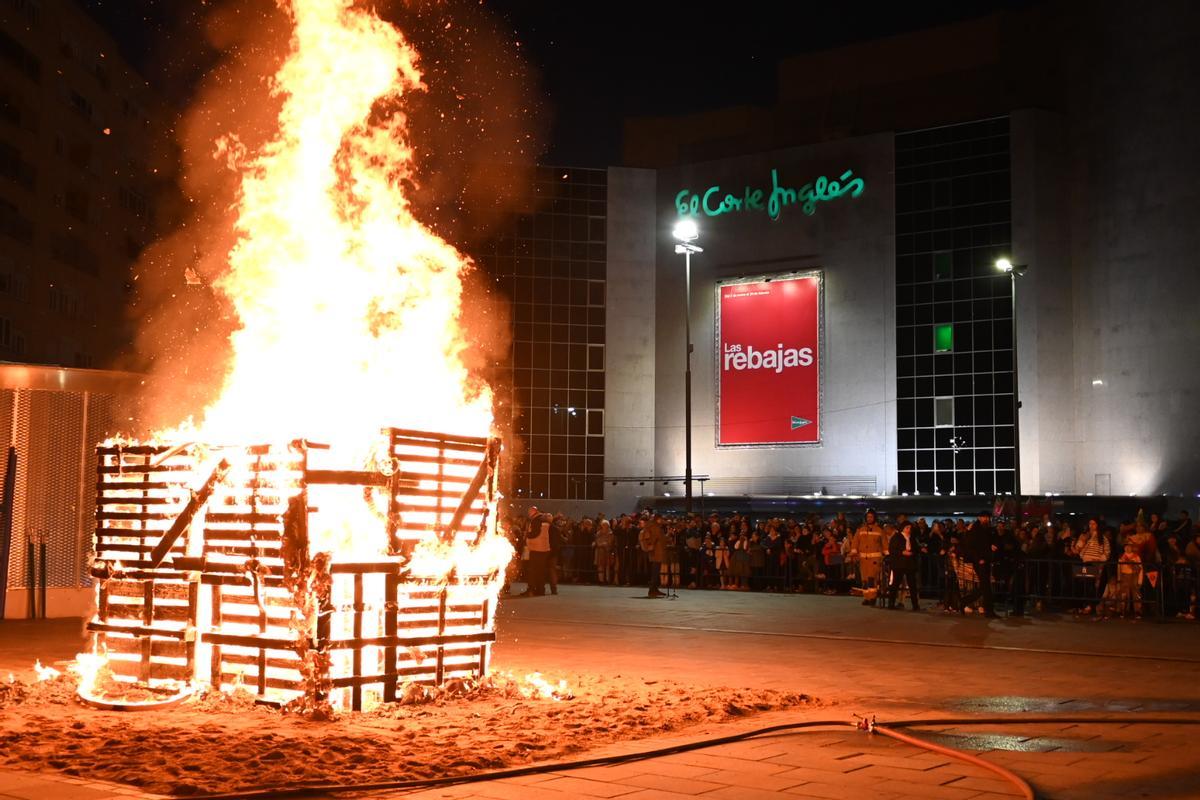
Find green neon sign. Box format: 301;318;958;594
674;168;865;222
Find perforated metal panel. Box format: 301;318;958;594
2;387;127;593
28;390;84;588
3;389;30;592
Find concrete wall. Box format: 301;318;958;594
601;167;658;512
651;134;896;495
1010;109;1077;494
1064;3;1200;496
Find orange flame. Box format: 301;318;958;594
84;0;514;707
190;0;490;451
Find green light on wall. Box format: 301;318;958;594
934;324;954;352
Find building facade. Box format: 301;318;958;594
0;0;162;368
499;0;1200;517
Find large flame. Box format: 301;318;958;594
194;0;490;450
84;0;514;710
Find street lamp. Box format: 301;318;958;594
673;219;702;513
995;257;1027;520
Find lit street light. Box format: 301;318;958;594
996;256;1027;518
674;220;703;513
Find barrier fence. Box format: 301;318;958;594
524;544;1200;618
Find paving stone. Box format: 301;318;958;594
691;768;806;792
850;764;981;785
470;780;580;800
783;780;897;799
775;765;887;787
622;773;726;795
536;776;642;797
703;785;810;800
836;753;956;772
874;777;984;799
614;791;721;800
943;774;1027;796
558;763;698;781
665;752;796;774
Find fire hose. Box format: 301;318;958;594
179;714;1200;800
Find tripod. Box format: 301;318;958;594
663;556;680;600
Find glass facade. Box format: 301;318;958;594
895;117;1015;496
477;166;607;501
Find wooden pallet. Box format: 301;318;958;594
86;428;503;709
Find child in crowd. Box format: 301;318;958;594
1103;542;1143;619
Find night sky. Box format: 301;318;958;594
81;0;1035;166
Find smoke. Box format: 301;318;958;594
120;0;546;439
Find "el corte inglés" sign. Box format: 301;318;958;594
675;168;865;222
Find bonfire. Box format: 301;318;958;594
81;0;512;712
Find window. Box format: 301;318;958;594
479;166;607;500
0;197;32;243
3;0;41;26
0;89;18;126
0;30;41;82
0;139;34;189
119;186;149;219
933;250;952;281
0;316;25;355
587;343;604;371
896;118;1013;497
68;89;92;119
934;323;953;352
934;397;954;427
50;233;97;275
65;188;88;222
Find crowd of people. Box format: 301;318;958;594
504;505;1200;620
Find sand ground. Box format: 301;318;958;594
1;585;1198;799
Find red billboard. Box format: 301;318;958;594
716;273;822;447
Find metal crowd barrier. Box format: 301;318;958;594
516;540;1200;619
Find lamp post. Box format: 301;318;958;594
995;257;1027;521
673;219;702;514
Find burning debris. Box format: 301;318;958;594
78;0;517;712
88;428;507;712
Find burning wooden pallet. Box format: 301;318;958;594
87;427;504;710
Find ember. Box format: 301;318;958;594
79;0;513;711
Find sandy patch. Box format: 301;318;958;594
0;670;816;796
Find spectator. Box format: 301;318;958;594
714;533;732;589
594;520;615;585
1186;530;1200;568
501;504;1197;621
522;507;553;597
662;521;682;590
1171;511;1192;540
885;522;921;611
684;524;703;589
571;517;595;583
748;532;767;591
639;515;667;598
962;511;999;618
819;528;842;595
731;531;751;590
764;522;785;591
1103;541;1143;618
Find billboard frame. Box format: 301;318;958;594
713;268;825;450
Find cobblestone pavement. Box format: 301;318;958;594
3;586;1198;799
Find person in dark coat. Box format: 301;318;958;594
962;510;999;617
886;522;921;610
995;520;1026;616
